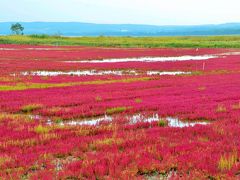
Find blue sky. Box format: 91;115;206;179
1;0;240;25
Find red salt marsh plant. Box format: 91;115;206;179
0;45;240;179
0;113;239;179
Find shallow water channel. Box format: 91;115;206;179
65;55;218;63
18;70;191;76
45;114;209;128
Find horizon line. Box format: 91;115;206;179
0;21;240;27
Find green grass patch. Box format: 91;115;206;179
218;151;238;171
1;35;240;48
21;104;43;113
34;125;50;134
157;119;168;127
0;77;151;91
106;106;127;115
135;98;142;103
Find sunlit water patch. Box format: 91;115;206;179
46;113;209;128
19;70;137;76
165;117;209;127
0;48;58;51
16;70;191;77
219;52;240;56
147;71;191;76
62;115;112;126
65;55;218;63
129;114;209;127
0;48;18;51
25;48;57;51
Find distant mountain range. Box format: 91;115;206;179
0;22;240;36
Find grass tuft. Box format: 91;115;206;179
106;106;127;115
218;151;238;171
135;98;142;103
216;104;227;113
157;119;168;127
34;125;50;134
21;104;43;113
